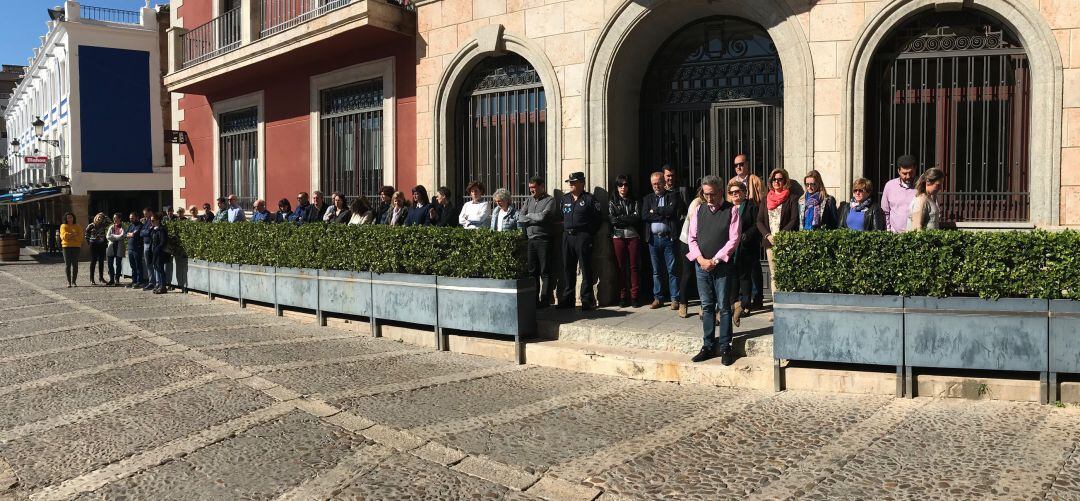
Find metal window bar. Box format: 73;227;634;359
456;56;546;208
219;108;259;209
261;0;353;38
319;79;383;204
181;8;242;68
866;14;1030;223
80;5;141;24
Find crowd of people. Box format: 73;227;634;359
53;153;945;365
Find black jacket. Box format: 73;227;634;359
641;190;684;243
756;195;800;249
150;224;170;257
608;195;642;239
734;200;761;264
837;200;887;231
431;201;461;227
560;192;602;234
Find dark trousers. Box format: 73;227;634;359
560;232;595;306
107;254;123;283
611;237;640;301
677;241;695;303
751;257;764;304
143;244;156;287
731;254;754;309
527;237;554;304
128;249;144;284
89;242;107;281
153;254;170;290
62;247;79;284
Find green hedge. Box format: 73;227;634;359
166;221;527;280
773;230;1080;299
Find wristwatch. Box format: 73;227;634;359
711;257;721;266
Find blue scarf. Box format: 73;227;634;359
803;193;822;230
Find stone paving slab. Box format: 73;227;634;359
335;451;539;500
0;311;87;335
74;410;371;501
157;324;315;347
0;324;131;357
199;335;410;368
125;312;272;333
0;339;159;387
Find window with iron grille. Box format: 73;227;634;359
866;11;1030;223
219;107;259;209
456;54;546;206
319;78;383;203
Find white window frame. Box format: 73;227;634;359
308;56;395;194
211;91;265;206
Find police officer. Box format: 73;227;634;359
558;172;602;310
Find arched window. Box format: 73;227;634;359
455;54;545;204
866;11;1030;222
641;16;782;188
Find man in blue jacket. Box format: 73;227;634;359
124;211;144;287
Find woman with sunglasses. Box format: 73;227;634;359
727;179;760;326
756;168;800;293
838;178;886;231
798;170;838;231
609;174;642;307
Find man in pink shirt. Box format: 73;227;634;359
686;175;742;365
880;155;918;232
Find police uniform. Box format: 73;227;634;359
559;173;602;308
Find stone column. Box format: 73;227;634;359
241;0;262;45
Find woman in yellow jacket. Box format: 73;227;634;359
60;212;83;287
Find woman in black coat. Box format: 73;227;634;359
728;179;760;325
837;178;887;231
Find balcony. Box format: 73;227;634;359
165;0;414;93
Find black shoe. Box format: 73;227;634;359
632;298;642;308
619;298;629;308
554;303;572;309
90;279;97;285
691;348;713;363
579;303;594;311
720;351;735;366
142;285;155;291
153;288;166;294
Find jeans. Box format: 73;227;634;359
527;237;554;305
696;262;734;352
107;255;123;284
153;254;169;290
128;249;144;284
648;235;679;302
143;244;156;287
62;247;79;284
89;242;106;281
611;237;640;300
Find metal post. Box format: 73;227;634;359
896;365;905;398
1049;372;1058;406
904;366;914;399
773;359;783;392
1040;371;1049;405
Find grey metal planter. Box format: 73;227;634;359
170;256;188;289
208;262;240;300
318;269;373;319
773;292;905;395
1049;300;1080;403
275;267;319;316
436;277;535;363
905;296;1049;402
186;259;210;293
239;264;276;306
371;272;438;346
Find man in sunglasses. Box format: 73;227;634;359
292;192;319;224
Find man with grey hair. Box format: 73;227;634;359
226;194;246;222
686;174;742;365
489;189;519;231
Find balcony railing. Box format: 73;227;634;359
80;4;141;24
938;191;1030;223
261;0;354;38
181;8;242;68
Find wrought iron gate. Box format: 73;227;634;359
219;107;259;209
319;78;384;203
866;11;1030;222
641;16;783;189
456;54;546;206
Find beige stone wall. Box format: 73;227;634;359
414;0;1078;227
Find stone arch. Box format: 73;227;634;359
844;0;1063;226
583;0;815;190
433;26;562;194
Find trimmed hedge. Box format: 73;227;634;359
166;221;527;280
773;229;1080;300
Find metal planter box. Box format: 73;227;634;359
275;267;319;311
239;264;276;305
904;296;1048;373
436;277;535;337
169;256;187;289
774;292;905;393
208;262;240;299
186;259;210;293
318;269;373;318
371;272;437;326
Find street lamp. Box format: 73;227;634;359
31;117;60;147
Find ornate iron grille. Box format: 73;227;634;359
456;54;546;207
641;17;783;190
319;79;384;204
219;107;259;209
866;12;1030;222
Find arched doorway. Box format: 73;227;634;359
865;10;1030;223
640;16;783;188
453;54;546;205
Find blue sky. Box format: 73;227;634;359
0;0;154;67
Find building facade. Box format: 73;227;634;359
2;1;171;240
0;65;27;195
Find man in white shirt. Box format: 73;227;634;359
226;194;246;223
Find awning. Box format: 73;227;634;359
0;187;67;205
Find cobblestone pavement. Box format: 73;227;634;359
3;261;1080;500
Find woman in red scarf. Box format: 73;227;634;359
755;168;800;293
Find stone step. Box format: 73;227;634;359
538;319;773;358
524;339;775;391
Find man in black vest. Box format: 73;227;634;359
558;172;602;310
686;175;742;365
